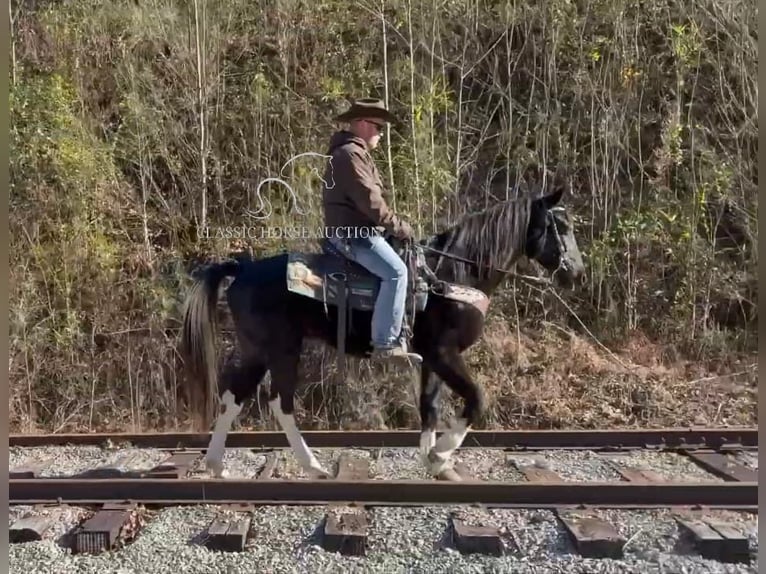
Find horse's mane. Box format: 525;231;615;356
426;196;533;285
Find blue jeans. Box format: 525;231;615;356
328;235;407;348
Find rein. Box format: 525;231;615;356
417;244;551;287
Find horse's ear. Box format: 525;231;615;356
542;184;565;209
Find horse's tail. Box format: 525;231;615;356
180;260;240;431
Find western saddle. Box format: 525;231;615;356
285;237;490;374
286;238;428;362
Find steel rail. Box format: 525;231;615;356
9;478;757;508
8;427;758;450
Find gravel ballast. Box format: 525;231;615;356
10;444;745;483
9;445;758;573
8;504;758;573
10;446;111;477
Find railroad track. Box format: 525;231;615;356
9;427;759;568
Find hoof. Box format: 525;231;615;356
206;459;226;478
436;467;463;482
419;431;436;467
426;448;452;477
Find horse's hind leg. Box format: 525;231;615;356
205;357;266;477
267;339;332;480
423;348;483;478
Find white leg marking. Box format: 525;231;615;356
269;398;331;479
427;418;469;475
419;429;436;465
205;390;242;478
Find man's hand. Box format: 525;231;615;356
394;220;414;241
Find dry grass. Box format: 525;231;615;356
9;315;756;435
461;318;757;430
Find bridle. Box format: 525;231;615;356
548;206;574;275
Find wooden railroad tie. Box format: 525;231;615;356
682;451;757;483
520;465;563;483
72;503;138;554
614;466;666;484
517;458;625;559
321;454;369;557
204;514;252;552
204;449;280;532
10;511;54;543
598;455;667;484
10;504;92;544
257;450;280;480
557;511;625;559
144;450;202;479
10;458;54;479
445;461;505;556
675;515;751;564
74;452;151;479
449;512;506;556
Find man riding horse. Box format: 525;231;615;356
180;96;586;481
321;98;422;363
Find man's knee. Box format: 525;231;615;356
373;261;405;284
361;239;408;282
392;258;407;281
375;244;407;282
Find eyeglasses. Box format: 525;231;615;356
365;120;385;133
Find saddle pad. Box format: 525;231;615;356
286;259;324;294
434;283;490;316
286;252;379;311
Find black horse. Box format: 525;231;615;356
180;183;585;480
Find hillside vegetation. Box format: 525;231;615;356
10;0;757;433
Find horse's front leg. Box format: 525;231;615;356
424;349;483;479
418;363;442;467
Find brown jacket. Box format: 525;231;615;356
322;131;410;239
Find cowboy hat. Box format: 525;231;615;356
333;98;397;123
